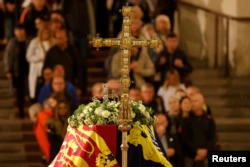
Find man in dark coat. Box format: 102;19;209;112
141;83;166;116
43;29;82;93
62;0;95;93
3;23;30;118
156;32;193;85
180;93;216;167
155;112;183;167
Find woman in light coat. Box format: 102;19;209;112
26;23;56;101
157;70;186;111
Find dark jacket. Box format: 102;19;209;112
62;0;90;37
156;48;193;84
46;117;68;162
43;45;81;86
179;113;216;158
143;96;165;116
21;4;50;37
3;37;30;77
164;133;183;167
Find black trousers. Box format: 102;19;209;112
12;77;27;118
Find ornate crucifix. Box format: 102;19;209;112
90;3;160;167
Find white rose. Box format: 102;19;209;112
80;113;85;118
138;104;146;112
94;107;103;116
77;116;81;121
83;109;88;114
145;111;150;118
102;110;111;118
131;111;136;118
107;102;113;108
85;106;90;110
115;103;120;108
97;119;103;125
84;118;92;125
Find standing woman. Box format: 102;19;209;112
157;70;186;111
179;96;192;119
26;23;56;102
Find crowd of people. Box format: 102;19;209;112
0;0;219;167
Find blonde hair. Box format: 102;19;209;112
37;23;55;46
155;14;171;31
163;70;181;89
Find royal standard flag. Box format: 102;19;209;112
49;125;172;167
49;125;119;167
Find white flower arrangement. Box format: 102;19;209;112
68;98;156;128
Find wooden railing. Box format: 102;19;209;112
177;0;250;77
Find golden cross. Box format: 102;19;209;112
90;3;160;167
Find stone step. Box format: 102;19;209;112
0;109;12;119
0;163;43;167
205;96;250;108
88;77;107;85
200;87;250;97
88;49;109;58
0;88;12;98
0;142;39;152
191;69;220;78
220;142;250;151
218;132;250;143
0;98;13;108
86;59;106;67
0;119;33;132
192;78;250;87
0;79;9;89
205;97;250;107
0;151;41;163
0;131;35;142
189;57;209;69
215;118;250;132
212;107;250;118
88;67;107;77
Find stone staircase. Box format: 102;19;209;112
0;45;43;167
190;59;250;151
0;44;109;166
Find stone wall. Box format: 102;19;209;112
178;0;250;76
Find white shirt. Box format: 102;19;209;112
157;84;186;111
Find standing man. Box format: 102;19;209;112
180;93;216;167
141;83;165;116
3;23;30;118
156;32;193;86
43;29;82;97
62;0;95;94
